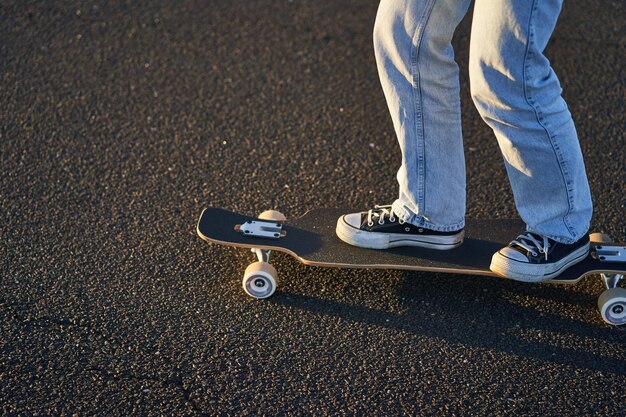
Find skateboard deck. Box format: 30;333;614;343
197;207;625;283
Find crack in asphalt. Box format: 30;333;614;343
85;366;209;416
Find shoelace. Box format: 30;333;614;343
510;232;551;260
366;205;405;227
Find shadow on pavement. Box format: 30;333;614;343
269;270;624;374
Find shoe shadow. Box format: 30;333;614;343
375;237;503;270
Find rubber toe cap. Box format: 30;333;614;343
498;247;529;262
342;213;362;229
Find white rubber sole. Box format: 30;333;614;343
335;216;464;250
490;242;590;282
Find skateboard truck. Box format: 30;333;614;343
593;245;626;263
592;245;625;292
235;220;287;239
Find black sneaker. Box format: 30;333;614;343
336;205;464;250
490;232;590;282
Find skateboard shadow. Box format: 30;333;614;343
268;269;624;374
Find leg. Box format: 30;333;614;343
469;0;593;244
335;0;470;250
374;0;471;232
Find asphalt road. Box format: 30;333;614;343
1;0;625;415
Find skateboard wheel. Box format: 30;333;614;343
598;287;626;326
258;210;287;221
589;233;612;244
242;261;278;299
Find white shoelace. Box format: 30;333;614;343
366;205;405;227
511;232;551;260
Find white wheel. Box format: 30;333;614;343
598;287;626;326
589;233;612;244
258;209;286;221
242;261;278;299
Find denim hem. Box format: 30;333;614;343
392;202;465;232
527;228;590;246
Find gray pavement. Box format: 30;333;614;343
1;0;625;415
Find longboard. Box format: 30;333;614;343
197;207;626;325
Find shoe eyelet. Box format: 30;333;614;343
367;221;374;227
378;219;385;225
531;251;537;257
405;227;410;232
418;228;423;233
389;217;396;223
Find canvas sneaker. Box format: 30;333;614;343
490;231;590;282
336;205;464;250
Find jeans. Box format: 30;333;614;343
375;0;593;243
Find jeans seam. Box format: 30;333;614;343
410;0;437;227
522;0;576;240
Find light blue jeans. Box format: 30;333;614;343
375;0;593;243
